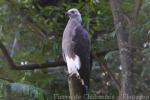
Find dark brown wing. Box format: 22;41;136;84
73;25;91;87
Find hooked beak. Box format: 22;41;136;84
65;12;70;16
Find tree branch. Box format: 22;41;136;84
0;41;66;70
121;0;143;26
0;41;16;67
93;53;121;91
132;0;143;24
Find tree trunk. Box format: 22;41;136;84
109;0;133;99
68;74;84;100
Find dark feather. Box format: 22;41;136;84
73;25;91;87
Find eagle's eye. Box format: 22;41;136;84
71;11;75;14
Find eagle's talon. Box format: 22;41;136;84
69;72;79;77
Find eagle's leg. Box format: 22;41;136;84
66;70;78;77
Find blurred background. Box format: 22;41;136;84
0;0;149;100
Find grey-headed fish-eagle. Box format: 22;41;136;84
62;8;91;90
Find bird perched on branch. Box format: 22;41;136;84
62;8;91;91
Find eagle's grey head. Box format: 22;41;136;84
66;8;82;22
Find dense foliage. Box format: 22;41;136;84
0;0;149;99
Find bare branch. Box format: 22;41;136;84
132;0;143;24
11;61;66;70
0;41;66;70
0;41;16;67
